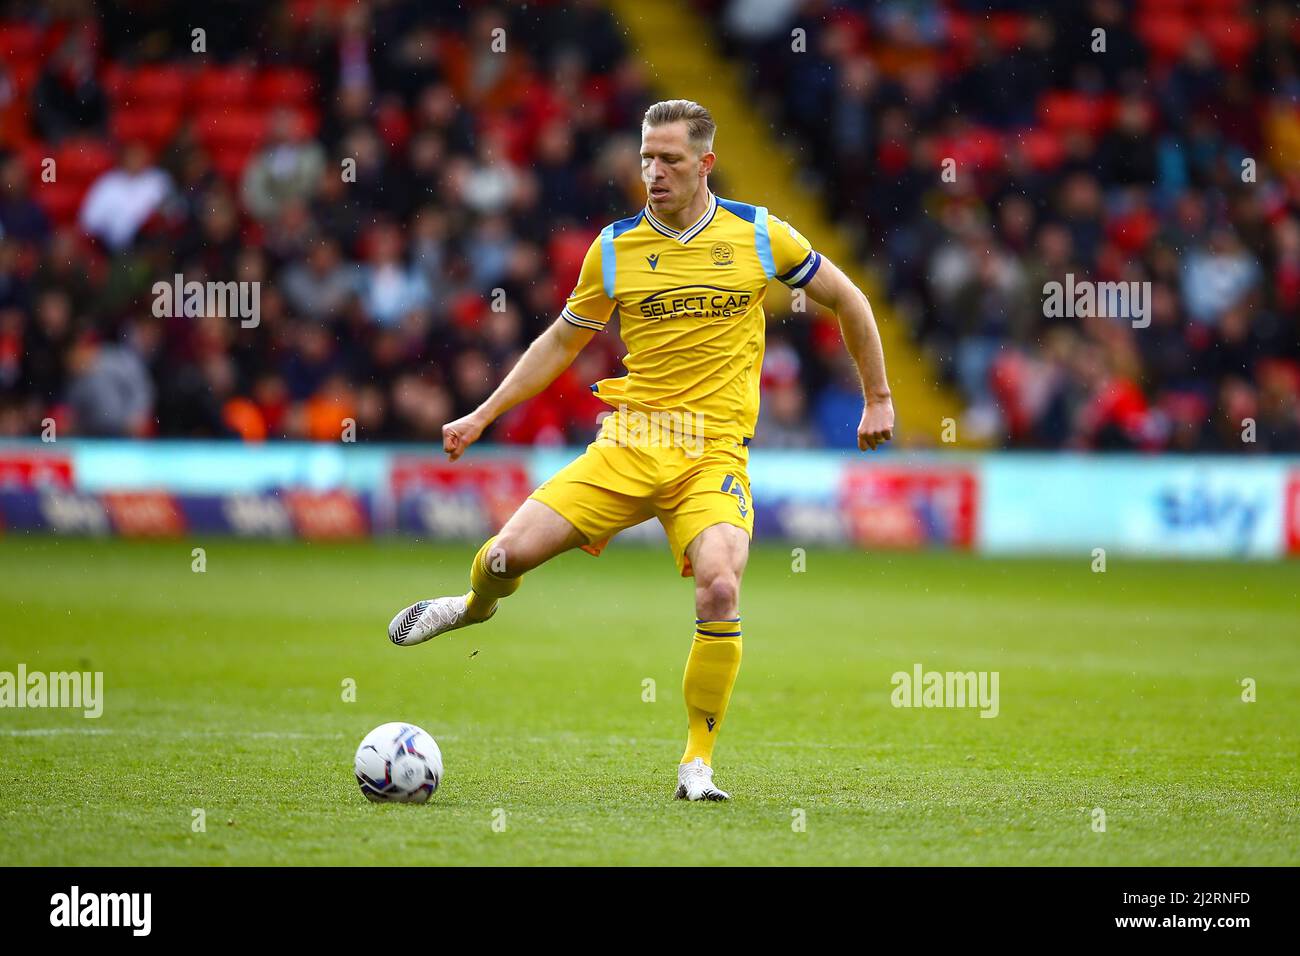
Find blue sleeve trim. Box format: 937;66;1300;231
780;250;822;288
610;209;644;239
715;197;757;223
754;205;775;280
599;224;616;300
777;250;814;283
795;252;822;287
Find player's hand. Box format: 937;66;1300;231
858;396;894;451
442;413;487;462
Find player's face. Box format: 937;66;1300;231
640;121;711;213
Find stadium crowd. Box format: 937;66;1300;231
711;0;1300;451
1;0;650;446
1;0;1298;452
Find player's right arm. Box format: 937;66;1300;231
442;317;594;461
767;213;893;451
442;234;616;461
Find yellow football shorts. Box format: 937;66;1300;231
529;411;754;577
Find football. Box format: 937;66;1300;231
353;722;443;804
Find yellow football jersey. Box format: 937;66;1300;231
561;190;822;444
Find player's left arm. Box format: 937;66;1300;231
801;256;894;451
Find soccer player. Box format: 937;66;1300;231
388;99;894;800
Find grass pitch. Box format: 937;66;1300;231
0;536;1296;866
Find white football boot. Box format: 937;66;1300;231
388;593;494;646
675;757;730;801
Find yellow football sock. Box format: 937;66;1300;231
681;619;742;766
466;535;521;621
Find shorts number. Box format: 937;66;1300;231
720;475;748;517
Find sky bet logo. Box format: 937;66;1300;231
1156;483;1263;551
639;285;751;321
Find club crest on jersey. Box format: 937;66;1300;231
710;242;734;266
646;252;662;270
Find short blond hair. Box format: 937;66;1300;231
642;99;716;154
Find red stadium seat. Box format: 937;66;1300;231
1016;128;1066;171
1037;92;1115;135
1203;16;1258;69
548;229;590;306
110;106;184;151
17;142;48;180
989;14;1028;50
376;100;412;152
39;19;75;56
0;20;43;61
1196;0;1246;13
118;65;190;106
945;12;975;50
1136;14;1196;65
196;108;270;151
31;180;85;227
193;66;256;107
99;61;129;100
0;110;33;151
54;138;117;183
286;0;316;22
254;68;315;105
1107;206;1159;254
291;106;321;138
286;0;352;25
211;147;257;183
935;128;1004;171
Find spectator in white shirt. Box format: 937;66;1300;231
78;142;173;252
356;224;431;326
1182;227;1261;326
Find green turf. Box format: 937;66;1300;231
0;536;1296;866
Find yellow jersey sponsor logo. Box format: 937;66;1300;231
638;285;752;321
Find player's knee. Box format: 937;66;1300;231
486;530;528;578
695;573;739;620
